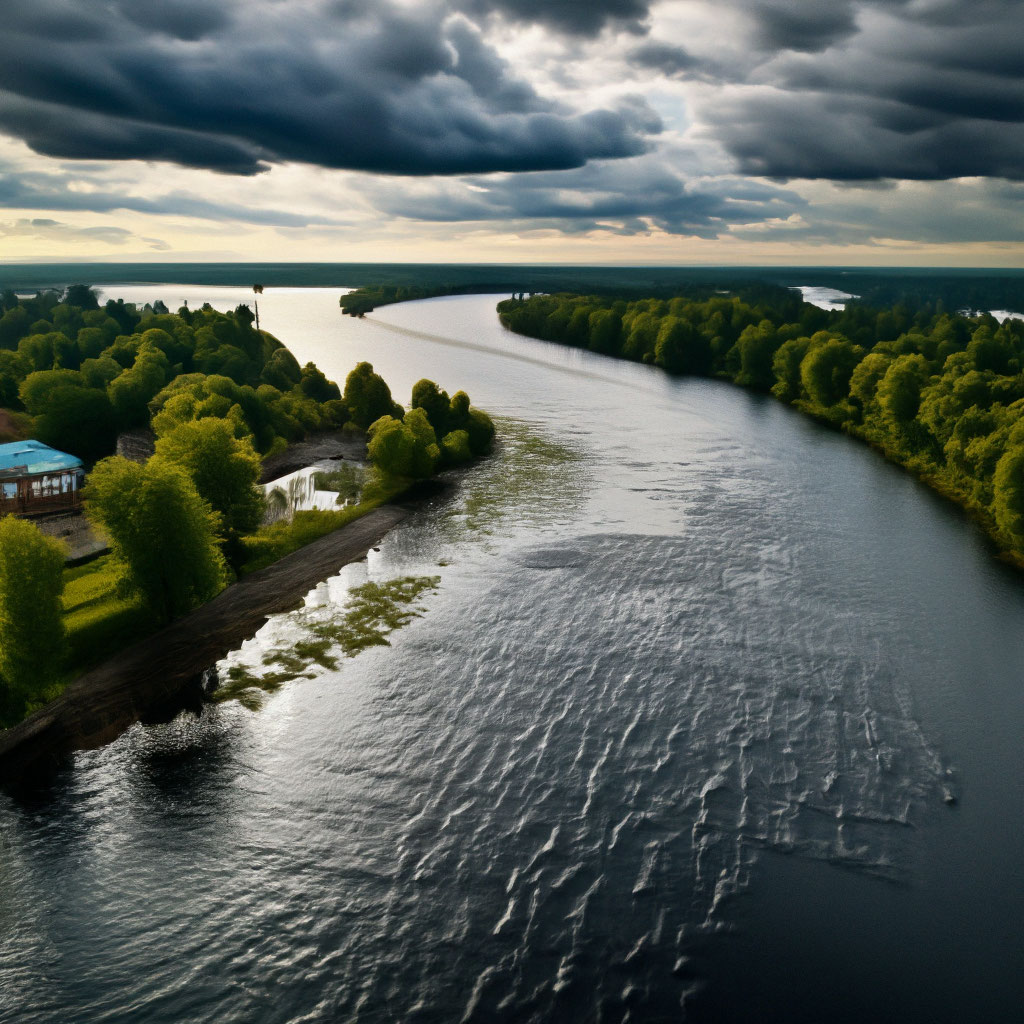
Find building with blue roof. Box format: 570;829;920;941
0;441;85;515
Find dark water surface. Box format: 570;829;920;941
2;289;1022;1023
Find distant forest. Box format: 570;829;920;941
0;285;347;462
2;263;1022;315
499;291;1024;564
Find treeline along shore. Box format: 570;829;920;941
0;285;494;767
5;261;1024;314
498;291;1024;567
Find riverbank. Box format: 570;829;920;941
0;502;412;783
784;399;1024;572
260;429;367;483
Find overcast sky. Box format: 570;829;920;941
1;0;1021;264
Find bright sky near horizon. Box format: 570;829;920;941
0;0;1021;265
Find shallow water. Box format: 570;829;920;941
1;287;1022;1022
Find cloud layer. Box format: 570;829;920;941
665;0;1024;180
0;1;659;176
0;0;1020;258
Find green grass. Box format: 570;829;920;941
237;476;407;575
1;475;412;727
237;503;377;575
61;556;157;674
52;476;406;680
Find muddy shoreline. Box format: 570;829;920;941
0;502;412;784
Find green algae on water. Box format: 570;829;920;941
212;575;440;710
449;418;588;539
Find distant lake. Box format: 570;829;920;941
796;285;1023;322
793;284;859;310
966;308;1024;322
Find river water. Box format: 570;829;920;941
2;287;1022;1023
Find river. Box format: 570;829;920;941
1;287;1022;1023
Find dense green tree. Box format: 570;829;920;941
403;408;440;479
411;378;451;435
771;337;812;401
366;416;416;479
76;326;109;360
299;362;341;402
464;408;496;456
992;444;1024;544
800;337;864;408
367;409;440;481
108;345;171;427
566;305;593;346
623;312;660;360
53;332;81;370
440;429;472;465
104;298;140;335
0;307;31;349
967;326;1014;375
103;333;141;369
849;351;893;409
343;362;402;429
80;355;123;390
18;332;61;371
654;317;708;374
260;346;302;390
918;369;996;446
153;419;265;544
19;369;83;414
588;309;622;355
63;284;99;310
448;390;471;424
84;457;226;623
0;351;29;408
877;354;932;425
735;320;780;390
139;326;191;368
20;370;118;461
0;516;67;717
151;371;344;455
35;388;118;461
944;407;1010;499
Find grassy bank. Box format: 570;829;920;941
236;476;406;575
54;482;406;690
62;557;156;677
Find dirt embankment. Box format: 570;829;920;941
0;504;410;783
260;430;367;483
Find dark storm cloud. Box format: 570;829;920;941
363;161;806;237
630;42;709;78
730;180;1024;245
114;0;232;40
714;90;1024;181
459;0;652;37
746;2;878;53
725;1;913;54
0;1;659;175
689;0;1024;180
